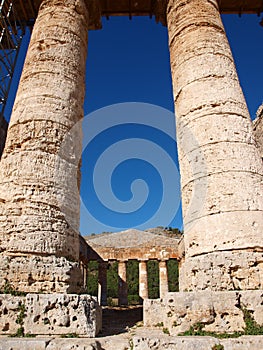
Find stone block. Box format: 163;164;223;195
0;294;102;337
144;290;263;335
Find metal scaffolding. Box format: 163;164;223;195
0;0;26;119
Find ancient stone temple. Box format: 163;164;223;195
85;229;181;304
0;0;262;340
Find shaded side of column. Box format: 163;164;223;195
139;261;148;300
167;0;263;291
253;104;263;161
0;115;8;159
98;262;108;306
159;260;169;298
0;0;89;293
118;261;128;306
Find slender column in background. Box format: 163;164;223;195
118;261;128;306
139;261;149;300
167;0;263;291
159;260;169;298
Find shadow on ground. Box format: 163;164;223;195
100;305;143;336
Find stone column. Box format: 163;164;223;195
159;260;169;298
118;261;128;306
253;104;263;161
0;0;89;293
98;262;107;306
167;0;263;291
139;261;148;300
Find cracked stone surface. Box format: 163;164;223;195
0;294;102;337
0;0;89;292
144;290;263;335
167;0;263;290
254;104;263;160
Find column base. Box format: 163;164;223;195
179;251;263;291
144;290;263;335
0;294;102;337
0;254;85;293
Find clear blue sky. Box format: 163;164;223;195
5;13;263;235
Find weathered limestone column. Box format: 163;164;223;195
167;0;263;291
139;261;148;300
253;104;263;160
0;0;89;293
98;262;107;306
159;260;169;298
118;261;128;306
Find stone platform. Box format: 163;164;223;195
0;333;263;350
0;294;102;337
144;290;263;335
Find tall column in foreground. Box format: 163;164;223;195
0;0;89;293
167;0;263;291
139;261;149;300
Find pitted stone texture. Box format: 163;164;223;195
25;294;101;337
0;295;24;334
133;332;263;350
0;0;89;284
179;251;263;291
0;335;263;350
0;115;7;159
144;290;263;335
167;0;263;290
253;105;263;160
0;294;101;337
0;339;49;350
0;255;84;294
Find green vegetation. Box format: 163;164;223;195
127;260;139;303
9;302;26;337
242;306;263;335
87;260;99;296
212;345;224;350
107;261;118;298
0;281;27;296
148;260;159;299
162;327;170;335
61;333;79;338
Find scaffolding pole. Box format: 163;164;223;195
0;0;26;120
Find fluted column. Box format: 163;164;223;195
0;0;89;293
159;260;169;298
167;0;263;291
98;262;108;306
118;261;128;306
139;261;148;300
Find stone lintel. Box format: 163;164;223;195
0;294;102;337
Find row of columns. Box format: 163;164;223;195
0;0;262;293
96;260;170;306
